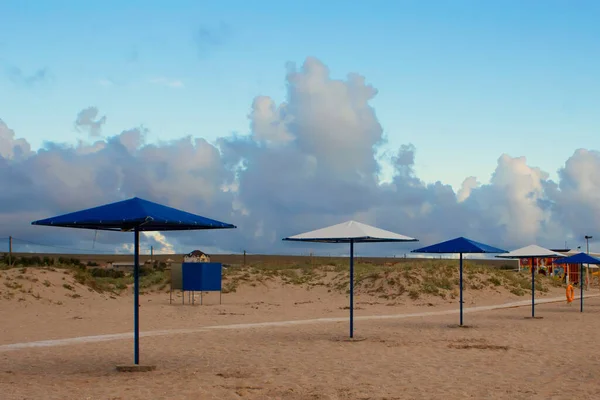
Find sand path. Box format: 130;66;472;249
1;293;594;353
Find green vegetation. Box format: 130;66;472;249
0;254;565;300
0;255;83;269
221;259;561;300
0;255;171;295
221;259;339;293
71;266;170;294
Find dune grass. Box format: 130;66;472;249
0;256;566;300
0;259;171;295
221;259;563;300
68;265;170;294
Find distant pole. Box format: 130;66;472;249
349;240;355;338
459;252;463;326
8;236;12;267
134;228;140;365
586;236;591;254
243;250;246;267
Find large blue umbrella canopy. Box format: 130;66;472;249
553;252;600;312
554;252;600;265
283;220;418;338
411;237;507;326
31;197;235;231
31;197;236;366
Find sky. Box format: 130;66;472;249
0;0;599;256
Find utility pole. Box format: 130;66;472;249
8;236;12;267
585;235;593;290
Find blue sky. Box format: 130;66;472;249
1;0;599;190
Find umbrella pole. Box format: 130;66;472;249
580;263;584;313
134;228;140;365
459;253;463;326
349;240;354;338
531;257;535;318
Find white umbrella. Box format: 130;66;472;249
283;220;418;338
497;244;565;318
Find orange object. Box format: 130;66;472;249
566;285;575;303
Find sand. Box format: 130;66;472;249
1;268;600;399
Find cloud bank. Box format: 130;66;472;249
0;57;598;255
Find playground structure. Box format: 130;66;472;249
169;262;223;305
520;256;584;284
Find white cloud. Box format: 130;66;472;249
457;176;479;203
0;119;31;160
0;57;599;255
142;231;175;254
149;77;184;88
98;78;114;87
74;107;107;137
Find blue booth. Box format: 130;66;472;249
170;262;223;305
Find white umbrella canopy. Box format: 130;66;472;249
283;220;418;243
496;244;566;259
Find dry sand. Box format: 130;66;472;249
1;268;600;399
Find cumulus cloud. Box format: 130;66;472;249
545;149;600;238
0;57;598;255
0;119;32;160
75;107;107;137
142;232;175;254
457;177;479;203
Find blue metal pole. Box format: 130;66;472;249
580;263;583;313
134;228;140;365
531;257;535;318
349;240;354;338
459;253;463;326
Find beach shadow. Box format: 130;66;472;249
447;343;509;351
1;348;140;376
446;324;477;329
539;307;583;314
330;337;367;343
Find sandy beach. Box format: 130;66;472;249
1;266;599;399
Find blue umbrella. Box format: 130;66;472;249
411;237;507;326
32;197;236;366
553;252;600;312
